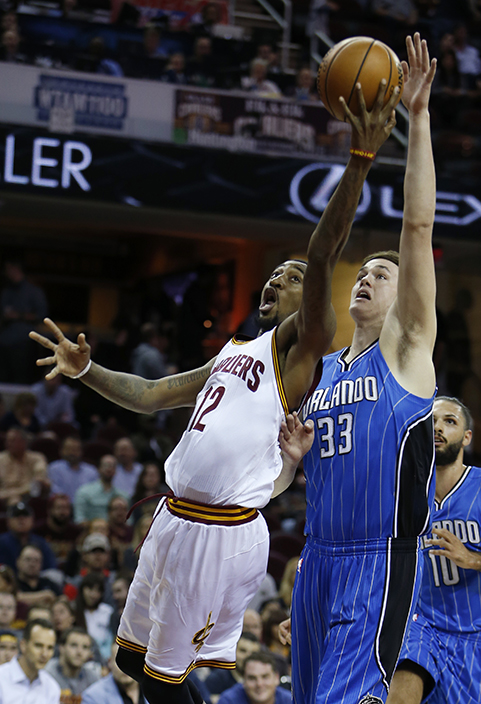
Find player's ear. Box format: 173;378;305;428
462;429;473;448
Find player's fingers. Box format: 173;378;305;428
426;57;437;84
44;367;60;380
372;78;387;113
285;414;296;433
420;37;430;73
43;317;66;342
405;35;416;68
77;332;90;351
36;356;56;367
29;331;57;350
384;109;397;134
304;419;315;434
339;95;356;126
355;82;369;118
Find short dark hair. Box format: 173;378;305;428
435;396;473;431
23;618;55;643
361;250;399;267
239;631;259;643
244;650;278;674
59;626;91;646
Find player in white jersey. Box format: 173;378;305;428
30;83;400;704
386;396;481;704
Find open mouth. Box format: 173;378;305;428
356;289;370;300
259;287;277;313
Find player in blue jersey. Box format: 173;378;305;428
280;34;438;704
386;396;481;704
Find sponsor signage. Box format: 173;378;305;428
1;125;481;239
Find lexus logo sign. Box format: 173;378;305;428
288;162;481;227
288;163;371;224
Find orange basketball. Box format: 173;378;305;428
317;37;404;121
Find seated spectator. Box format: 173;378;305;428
16;545;62;609
72;533;116;606
262;607;290;661
162;51;187;84
44;626;100;701
0;618;60;702
218;651;290;704
0;393;40;434
0;628;18;664
76;37;124;77
131;322;170;381
74;455;127;525
277;556;298;611
107;496;133;569
0;592;16;631
143;23;169;58
108;573;130;636
122;513;153;573
131;461;167;522
0;502;57;571
112;437;142;498
186;35;218;87
74;573;113;663
31;376;76;429
241;59;282;98
0;428;48;504
0;27;26;63
81;641;142;704
242;608;263;642
36;494;82;570
205;632;261;700
285;66;317;101
0;564;28;625
48;436;97;503
190;1;222;36
453;23;481;88
51;595;76;640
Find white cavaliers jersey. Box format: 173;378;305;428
165;329;289;508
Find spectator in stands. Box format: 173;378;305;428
121;513;153;573
277;556;298;611
108;573;130;635
0;27;27;64
0;502;57;571
81;641;142;704
0;628;18;664
130;461;166;521
112;437;142;498
72;533;116;606
370;0;418;46
452;23;481;87
206;632;261;700
186;35;218;87
16;545;62;609
0;592;16;631
74;573;113;662
432;46;466;126
143;23;169;58
36;494;82;570
241;59;282;97
0;258;48;383
190;1;221;36
0;393;41;434
286;66;317;101
48;436;97;503
243;609;263;642
74;454;127;525
107;496;133;569
32;375;76;429
44;626;100;700
161;51;187;83
77;37;124;77
0;618;60;703
51;596;75;638
0;428;48;503
131;322;169;381
262;607;290;661
1;11;18;33
218;651;290;704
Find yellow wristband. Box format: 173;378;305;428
350;148;376;161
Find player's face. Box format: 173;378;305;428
434;399;471;467
349;258;398;325
257;260;306;331
243;661;279;703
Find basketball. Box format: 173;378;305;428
317;37;404;121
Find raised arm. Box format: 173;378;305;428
278;81;399;408
381;34;437;397
30;318;213;414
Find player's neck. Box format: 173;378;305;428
435;458;467;502
344;325;380;363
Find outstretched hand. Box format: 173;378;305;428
340;77;398;156
279;412;315;467
29;318;91;380
401;33;437;114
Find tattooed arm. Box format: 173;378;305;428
30;318;213;413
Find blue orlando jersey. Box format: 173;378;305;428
301;341;435;542
418;464;481;634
